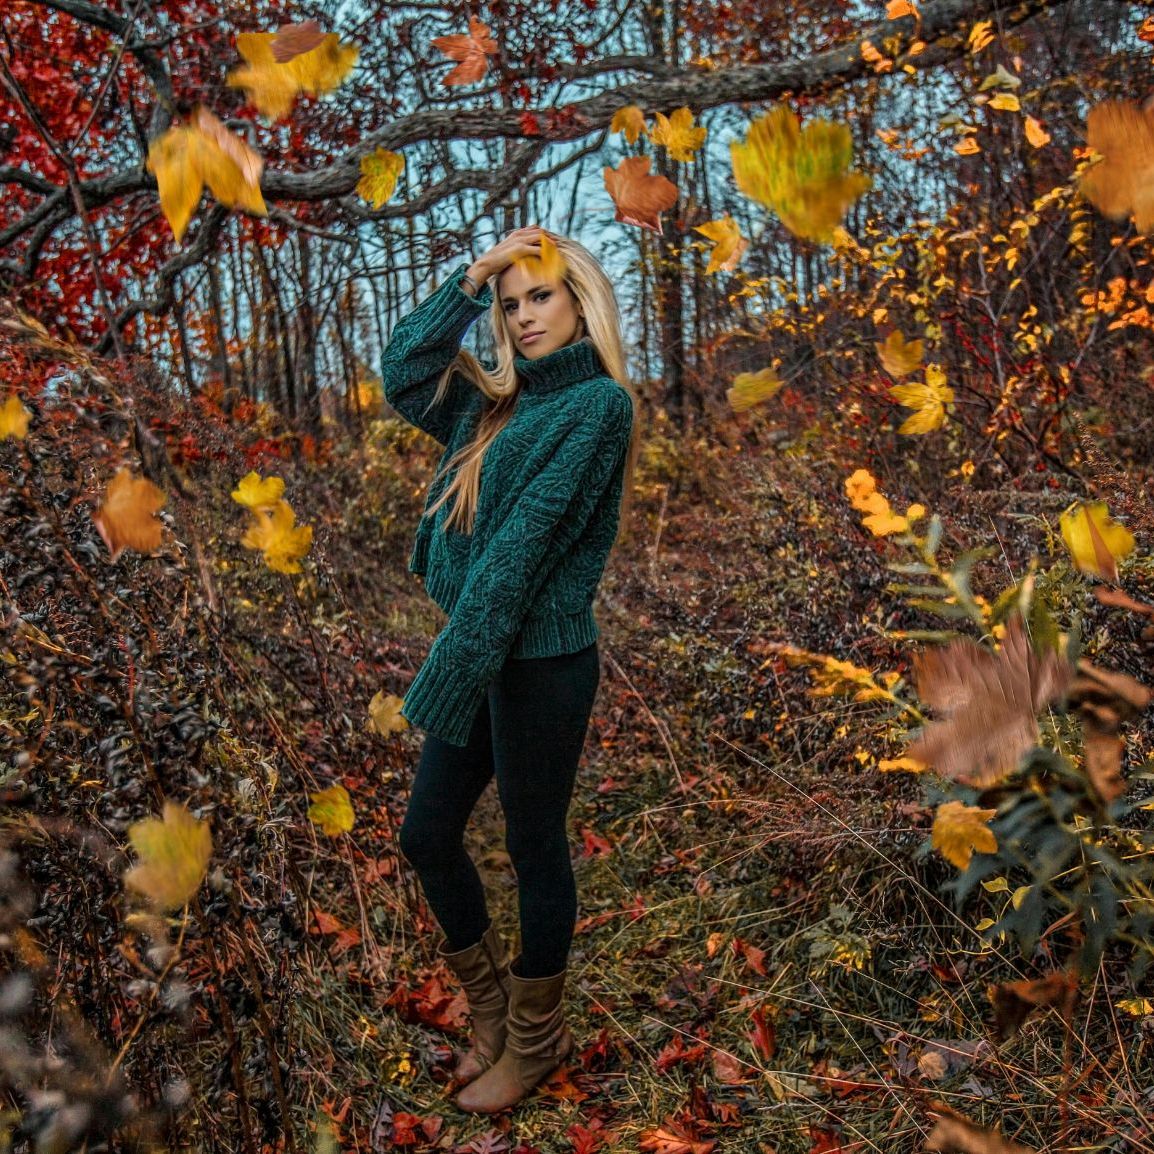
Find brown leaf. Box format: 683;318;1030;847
908;616;1073;786
602;155;679;233
93;468;166;561
989;970;1076;1041
1093;586;1154;618
925;1103;1037;1154
271;19;326;62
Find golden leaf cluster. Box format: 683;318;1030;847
231;471;312;574
147;107;267;244
125;801;212;911
93;468;167;562
228;28;358;118
844;469;925;537
730;105;871;243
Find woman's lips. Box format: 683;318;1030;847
521;332;543;344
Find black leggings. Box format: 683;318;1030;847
398;642;601;979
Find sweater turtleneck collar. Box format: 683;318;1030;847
514;336;604;395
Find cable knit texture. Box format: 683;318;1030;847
381;262;633;746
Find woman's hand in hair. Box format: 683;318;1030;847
466;226;552;288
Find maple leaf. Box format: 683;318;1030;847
603;155;678;233
357;148;404;209
271;19;326;63
229;30;358;118
231;470;285;510
308;784;355;835
891;363;952;434
240;499;313;573
731;105;871;243
0;394;31;440
93;467;166;562
610;104;648;144
1059;501;1134;582
1081;100;1154;233
908;614;1074;787
431;16;499;87
124;801;212;911
693;215;747;273
932;801;997;869
367;690;408;735
876;330;924;377
649;106;707;162
727;366;783;411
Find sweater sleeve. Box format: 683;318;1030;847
380;262;493;446
400;385;633;746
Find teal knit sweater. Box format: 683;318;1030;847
381;262;634;747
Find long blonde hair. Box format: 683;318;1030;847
426;235;640;541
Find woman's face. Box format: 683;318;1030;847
497;262;584;360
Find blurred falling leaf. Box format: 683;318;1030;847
368;691;408;736
908;615;1073;786
925;1102;1037;1154
229;29;358;118
693;215;748;273
649;106;707;162
240;499;313;573
1081;100;1154;234
727;367;783;412
891;364;953;434
1065;660;1151;802
357;148;405;209
932;801;997;869
125;801;212;911
603;156;678;233
1059;501;1134;582
989;970;1076;1040
94;468;166;562
514;230;566;283
876;330;924;377
231;471;285;510
730;105;871;243
308;784;355;835
0;394;31;440
611;104;648;144
270;19;325;62
431;16;499;86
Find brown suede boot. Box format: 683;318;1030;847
438;923;511;1084
454;958;573;1113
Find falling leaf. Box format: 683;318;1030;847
954;136;981;156
308;784;355;835
932;801;998;869
987;92;1021;113
989;971;1076;1040
603;155;679;233
124;801;212;911
891;364;953;434
1081;100;1154;234
240;499;313;573
967;20;995;54
514;230;567;283
908;615;1073;786
649;106;707;162
693;215;748;273
727;367;783;412
878;756;926;772
886;0;919;18
357;148;405;209
231;471;285;510
730;105;871;243
876;330;925;377
93;468;166;562
431;16;499;86
925;1102;1037;1154
271;19;326;63
0;394;31;440
229;30;358;118
610;104;648;144
368;691;408;735
1059;501;1135;582
1024;116;1051;148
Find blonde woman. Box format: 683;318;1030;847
382;226;639;1113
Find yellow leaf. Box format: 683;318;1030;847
514;230;567;284
308;784;355;836
228;30;358;118
932;801;998;869
968;20;994;53
844;468;878;510
693;215;748;273
146;125;204;244
124;801;212;911
231;471;285;510
987;92;1021;113
876;330;924;377
877;756;926;772
368;690;408;736
1024;116;1051;148
650;106;707;163
1116;998;1154;1016
357;148;404;209
891;364;952;434
0;394;31;440
189;107;266;217
93;468;166;562
1059;502;1135;581
978;64;1021;92
954;137;981;156
860;39;893;74
727;367;783;412
241;499;313;573
610;104;648;144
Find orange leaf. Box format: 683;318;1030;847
1082;100;1154;234
431;16;499;86
93;468;166;562
602;155;678;233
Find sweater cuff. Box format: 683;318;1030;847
445;262;494;309
400;647;487;748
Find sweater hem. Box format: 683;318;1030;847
511;609;598;657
